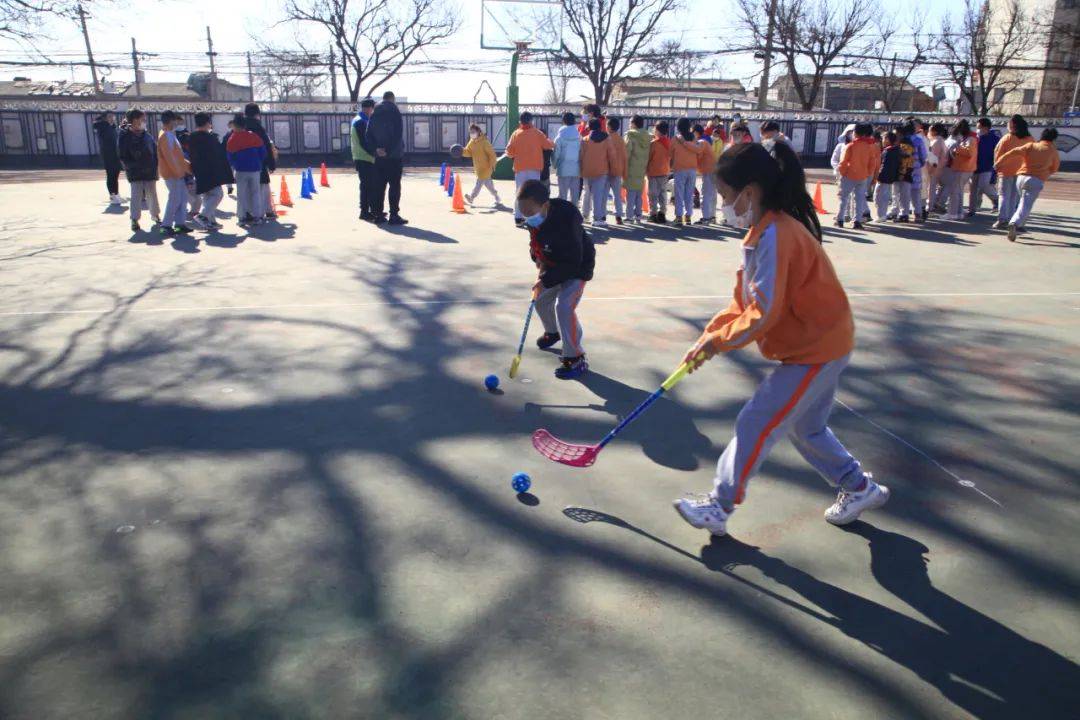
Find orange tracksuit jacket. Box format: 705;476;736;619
838;137;878;182
157;130;191;180
671;137;705;172
695;211;854;365
647;138;671;177
505;124;555;173
949;133;979;173
992;133;1034;177
995;139;1059;181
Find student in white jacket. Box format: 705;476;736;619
831;124;856;222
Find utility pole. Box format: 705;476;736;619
131;37;142;97
329;46;337;103
756;0;778;111
246;52;255;101
77;4;101;94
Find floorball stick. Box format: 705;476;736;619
532;353;704;467
508;295;537;379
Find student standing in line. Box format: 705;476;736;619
156;110;193;237
225;114;267;227
186;111;234;230
671;117;706;226
969;117;1000;217
835;123;877;229
579;118;617;227
505;110;556;227
623;115;650;224
874;131;901;221
925;122;949;215
944;120;978;221
646;121;672;224
117;108;160;232
552;112;582;207
994;127;1060;241
992;114;1034;230
244;103;278;222
693;123;717;224
606;117;628;225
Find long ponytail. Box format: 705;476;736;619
715;142;822;243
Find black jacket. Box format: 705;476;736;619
529;198;595;288
93;119;120;166
878;145;900;184
364;100;404;159
117;123;158;182
244;117;276;182
188;129;235;194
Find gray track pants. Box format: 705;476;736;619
585;176;609;222
234;171;262;221
1010;175;1044;227
839;177;868;222
129;180;160;222
556;175;579;206
969;170;998;213
647;176;667;214
711;353;866;509
998;176;1019;223
468;178;499;202
200;186;224;221
162;177;188;227
625;185;644;219
536;279;586;359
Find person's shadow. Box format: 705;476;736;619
701;526;1080;717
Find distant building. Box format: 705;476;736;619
988;0;1080;116
768;73;936;112
609;77;753;110
0;73;251;102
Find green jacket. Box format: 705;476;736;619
624;128;651;191
350;113;373;163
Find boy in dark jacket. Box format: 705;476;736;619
518;179;595;380
92;112;123;205
117;108;160;231
187;112;235;229
874;131;901;221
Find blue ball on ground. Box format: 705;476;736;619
484;374;500;391
511;472;531;493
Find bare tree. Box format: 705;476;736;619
863;10;931;112
0;1;107;46
559;0;683;105
736;0;871;110
253;44;328;102
936;0;1038;115
640;38;717;84
277;0;457;102
542;53;574;105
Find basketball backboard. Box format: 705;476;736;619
480;0;563;52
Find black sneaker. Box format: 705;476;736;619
359;212;375;221
131;220;140;232
852;221;864;230
554;355;589;380
175;225;194;234
373;215;387;225
161;225;177;236
388;215;408;225
834;218;844;228
536;332;560;350
657;212;667;224
615;216;623;225
264;211;278;221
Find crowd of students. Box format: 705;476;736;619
830;114;1060;240
95;103;280;235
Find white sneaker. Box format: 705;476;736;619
824;475;890;526
109;194;123;205
673;494;731;536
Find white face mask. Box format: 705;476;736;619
470;132;479;139
720;190;754;229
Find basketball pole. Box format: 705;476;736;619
494;42;526;181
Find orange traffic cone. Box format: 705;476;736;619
279;175;294;207
443;169;451;192
642;188;651;215
319;162;330;188
451;173;466;214
812;182;829;215
270;190;287;217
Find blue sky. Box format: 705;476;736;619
0;1;953;103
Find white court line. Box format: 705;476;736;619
836;399;1003;507
0;290;1077;318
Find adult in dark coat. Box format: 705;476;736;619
92;112;123;203
363;91;407;225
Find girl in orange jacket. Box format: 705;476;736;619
944;120;978;220
671;117;707;225
674;141;888;537
646;121;672;223
991;114;1034;228
995;126;1060;240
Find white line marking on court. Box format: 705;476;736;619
836;399;1003;507
0;291;1077;318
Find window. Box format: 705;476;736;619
2;118;23;148
302;120;321;149
340;121;350;135
993;88;1007;103
413;120;430;149
1022;88;1037;105
440;120;458;149
272;120;291;150
36;137;47;151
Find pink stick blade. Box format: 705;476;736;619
532;429;600;467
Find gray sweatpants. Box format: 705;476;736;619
673;168;696;218
1010;175;1044;228
874;182;893;220
129;180;160;222
234;171;261;221
261;181;274;217
647;176;668;214
968;170;998;213
556;175;579;206
514;169;542;220
700;172;717;219
608;175;624;218
585;176;609;222
838;177;868;222
200;186;224;221
625;185;644;219
946;170;971;218
469;178;499;202
711;353;866;509
891;181;912;218
998;175;1019;223
162;176;188;227
536;279;586;359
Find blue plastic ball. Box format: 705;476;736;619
484;374;500;391
511;472;531;493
